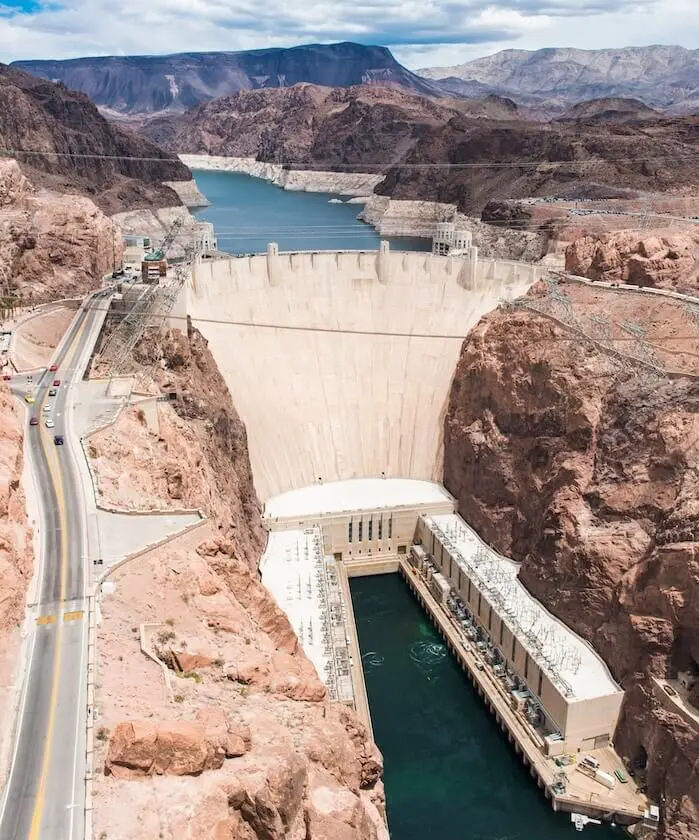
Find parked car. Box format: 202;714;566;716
24;394;34;404
27;375;32;383
2;374;11;381
53;435;64;446
29;417;39;426
53;379;61;387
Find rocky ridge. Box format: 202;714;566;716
90;326;387;840
418;46;699;114
443;279;699;839
565;229;699;292
13;43;441;116
0;63;191;214
0;159;122;303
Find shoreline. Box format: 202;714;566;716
178;154;382;198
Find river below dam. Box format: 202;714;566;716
191;169;431;254
351;575;622;840
190;170;620;840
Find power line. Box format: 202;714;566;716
66;297;699;344
3;146;699;170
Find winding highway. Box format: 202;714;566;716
0;291;110;840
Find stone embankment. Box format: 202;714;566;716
91;326;388;840
443;277;699;840
179;154;382;197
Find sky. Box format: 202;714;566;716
0;0;697;68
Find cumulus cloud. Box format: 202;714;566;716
0;0;696;66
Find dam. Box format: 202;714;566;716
174;195;655;834
183;242;539;500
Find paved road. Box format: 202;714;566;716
0;290;110;840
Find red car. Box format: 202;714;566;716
2;374;10;381
49;364;58;372
29;417;39;426
53;379;61;387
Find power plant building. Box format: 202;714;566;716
416;514;624;754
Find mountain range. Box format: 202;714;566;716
418;46;699;114
12;43;441;116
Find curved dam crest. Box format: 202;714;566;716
183;245;542;500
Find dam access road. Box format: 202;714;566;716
0;290;111;840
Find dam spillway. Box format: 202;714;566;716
184;243;541;500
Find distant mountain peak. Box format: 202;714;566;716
418;45;699;114
12;42;442;116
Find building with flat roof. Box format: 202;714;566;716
416;513;624;752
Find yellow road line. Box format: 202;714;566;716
28;312;89;840
63;611;84;623
35;616;56;626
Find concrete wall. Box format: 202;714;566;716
185;245;542;500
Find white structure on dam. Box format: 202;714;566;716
183;242;543;501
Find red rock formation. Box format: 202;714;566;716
0;159;123;303
443;281;699;839
565;228;699;291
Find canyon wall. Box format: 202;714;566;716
91;326;388;840
0;383;33;784
443;279;699;839
0;159;123;303
184;248;542;500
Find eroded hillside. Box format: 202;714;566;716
443;278;699;839
0;63;191;214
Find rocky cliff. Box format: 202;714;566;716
419;46;699;114
13;43;441;116
90;326;387;840
375;113;699;214
443;279;699;839
565;229;699;292
0;382;33;778
0;159;122;303
0;63;191;214
140;84;460;164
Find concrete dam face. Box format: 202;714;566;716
185;246;541;501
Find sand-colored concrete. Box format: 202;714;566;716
186;248;542;500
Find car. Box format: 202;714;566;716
49;364;58;372
24;394;35;404
53;435;64;446
53;379;61;387
29;417;39;426
48;388;57;397
43;403;52;412
2;374;10;381
45;419;55;429
27;375;33;383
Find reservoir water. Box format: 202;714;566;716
351;574;622;840
191;169;620;840
192;169;431;254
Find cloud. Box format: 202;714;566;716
0;0;694;66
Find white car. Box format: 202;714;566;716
42;403;52;412
45;419;55;429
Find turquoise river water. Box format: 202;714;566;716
192;169;620;840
